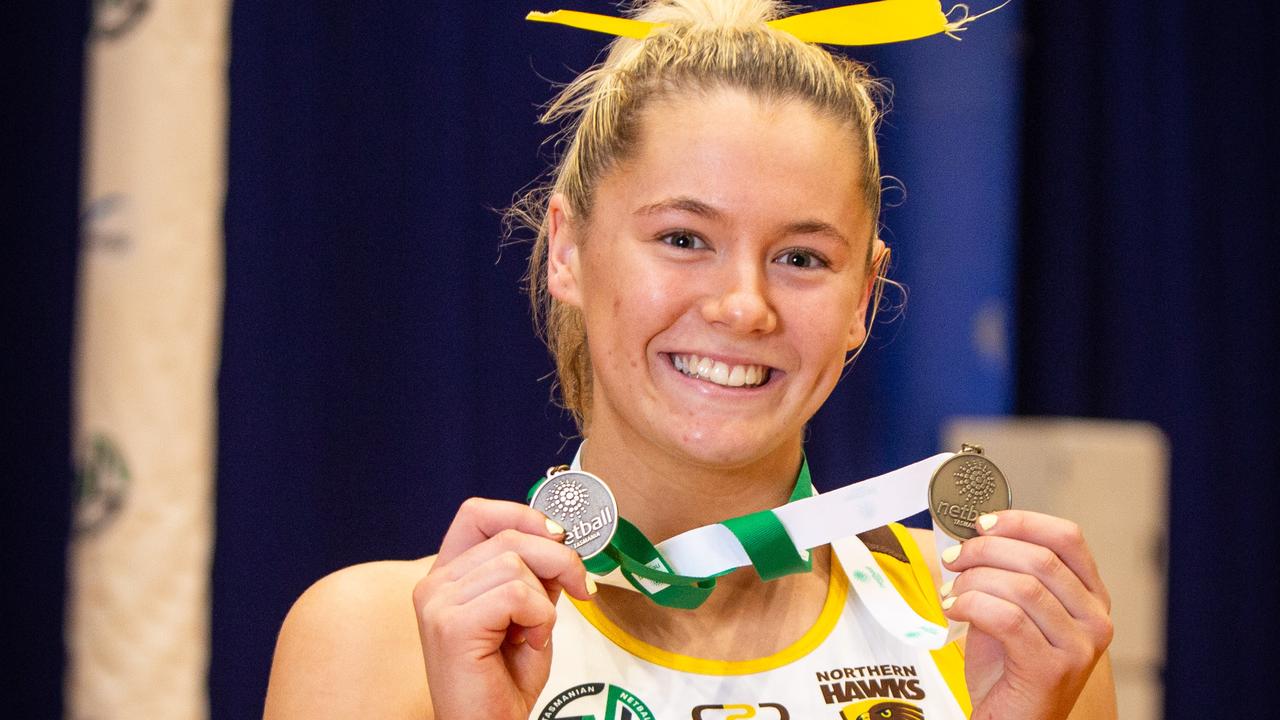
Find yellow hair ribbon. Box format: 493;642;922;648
771;0;949;45
526;10;658;40
527;0;1005;46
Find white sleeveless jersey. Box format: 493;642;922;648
530;524;971;720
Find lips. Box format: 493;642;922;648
669;353;772;388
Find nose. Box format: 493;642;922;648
699;259;778;335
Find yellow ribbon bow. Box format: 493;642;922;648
528;0;1007;46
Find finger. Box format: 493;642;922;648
506;584;565;648
942;535;1108;623
468;580;560;651
486;582;559;651
975;510;1109;606
943;589;1051;656
944;566;1090;652
436;497;566;565
440;527;593;601
448;549;554;608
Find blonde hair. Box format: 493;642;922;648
511;0;888;431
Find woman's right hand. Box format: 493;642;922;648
414;498;595;720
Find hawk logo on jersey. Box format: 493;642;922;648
840;699;925;720
691;702;790;719
538;683;654;720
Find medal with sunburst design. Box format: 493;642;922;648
928;445;1011;540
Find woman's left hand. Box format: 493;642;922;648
939;510;1114;720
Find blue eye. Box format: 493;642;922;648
775;249;828;269
662;231;707;250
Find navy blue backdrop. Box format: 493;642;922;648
6;1;1278;718
4;3;84;718
1018;1;1280;715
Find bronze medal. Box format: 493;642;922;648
928;444;1012;540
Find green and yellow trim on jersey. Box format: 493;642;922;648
567;523;970;715
570;551;848;676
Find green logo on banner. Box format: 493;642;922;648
92;0;150;39
538;683;655;720
74;433;130;535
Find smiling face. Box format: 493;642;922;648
547;87;876;468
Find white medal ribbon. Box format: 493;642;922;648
570;447;967;649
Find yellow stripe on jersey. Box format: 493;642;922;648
568;523;971;716
882;523;973;716
569;555;848;676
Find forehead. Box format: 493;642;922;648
596;87;872;241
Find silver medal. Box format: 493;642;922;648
530;469;619;560
928;444;1012;540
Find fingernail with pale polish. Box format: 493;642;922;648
941;544;962;564
941;596;957;611
977;514;998;532
545;518;565;536
939;579;954;598
585;576;598;596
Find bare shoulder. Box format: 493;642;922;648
263;556;438;720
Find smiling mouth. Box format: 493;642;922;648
669;353;773;388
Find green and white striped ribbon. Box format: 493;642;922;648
530;460;815;609
530;448;967;648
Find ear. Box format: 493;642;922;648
846;237;888;351
546;193;584;307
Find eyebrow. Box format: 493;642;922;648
784;220;850;246
634;196;724;220
634;196;852;247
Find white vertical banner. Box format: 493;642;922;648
69;1;230;718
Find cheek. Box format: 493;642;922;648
600;260;686;323
582;260;659;351
590;267;693;374
793;289;861;365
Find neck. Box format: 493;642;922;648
571;412;831;659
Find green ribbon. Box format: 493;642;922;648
528;458;816;609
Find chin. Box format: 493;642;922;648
655;423;794;470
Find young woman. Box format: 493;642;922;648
264;2;1116;718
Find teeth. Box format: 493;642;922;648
671;354;770;388
711;361;730;385
696;356;713;378
728;365;746;387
